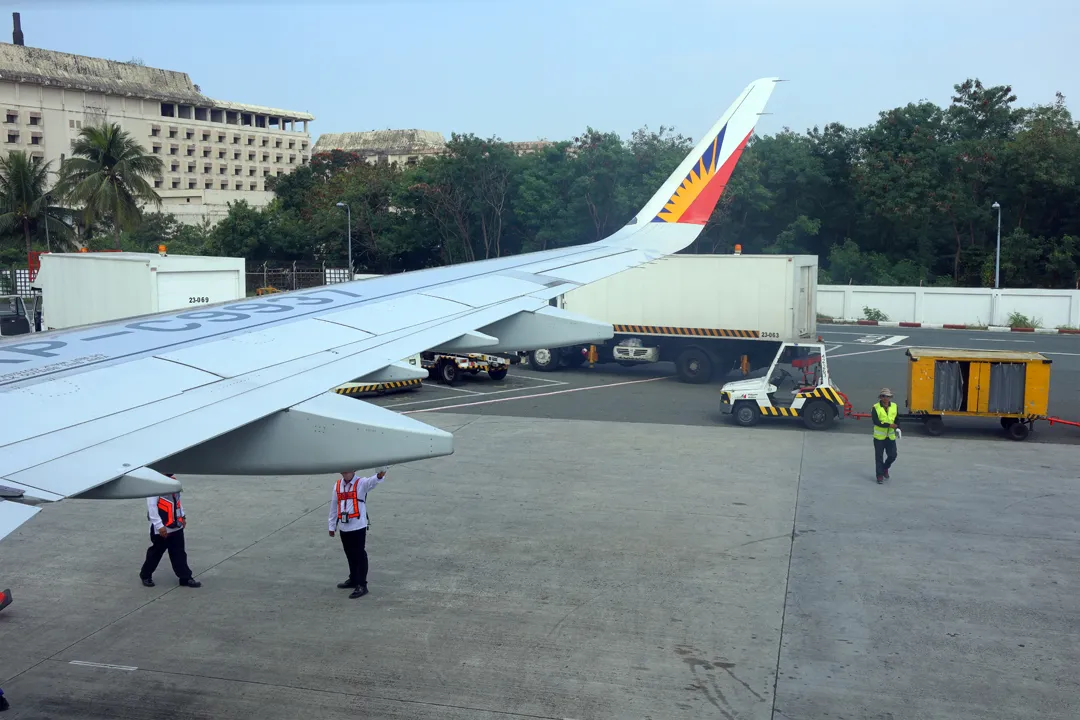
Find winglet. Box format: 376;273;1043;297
633;77;780;226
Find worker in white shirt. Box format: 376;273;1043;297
139;477;201;588
329;468;386;599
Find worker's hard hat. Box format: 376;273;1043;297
879;388;894;397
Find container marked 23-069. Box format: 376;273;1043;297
189;296;210;304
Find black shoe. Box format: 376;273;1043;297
179;578;202;588
141;576;154;587
349;584;368;599
337;580;356;589
0;694;9;711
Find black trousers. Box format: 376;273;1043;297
340;528;368;586
874;438;898;477
140;528;193;581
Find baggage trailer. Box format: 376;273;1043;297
897;348;1052;441
525;253;818;384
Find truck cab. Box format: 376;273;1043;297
0;295;35;337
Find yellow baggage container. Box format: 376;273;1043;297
903;348;1051;440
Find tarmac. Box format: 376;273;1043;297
2;402;1078;718
362;325;1080;446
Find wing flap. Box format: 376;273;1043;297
156;317;374;378
527;248;662;285
322;294;469;335
420;274;547;308
0;357;222;449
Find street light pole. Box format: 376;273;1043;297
336;202;351;279
44;194;51;252
992;201;1001;289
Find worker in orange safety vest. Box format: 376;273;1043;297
139;476;201;588
329;468;386;599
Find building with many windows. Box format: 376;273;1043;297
0;25;313;225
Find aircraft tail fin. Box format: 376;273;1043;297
627;77;780;231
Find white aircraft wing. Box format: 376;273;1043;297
0;77;779;538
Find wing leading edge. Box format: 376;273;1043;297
0;77;780;539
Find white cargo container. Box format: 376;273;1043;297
526;253;818;383
34;251;246;331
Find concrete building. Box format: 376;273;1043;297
312;129;554;166
312;129;445;167
0;14;313;225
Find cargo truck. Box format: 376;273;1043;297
32;250;246;331
525;253;818;383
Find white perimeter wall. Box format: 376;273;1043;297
819;285;1080;327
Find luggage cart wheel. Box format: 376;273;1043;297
1005;420;1030;441
924;416;945;436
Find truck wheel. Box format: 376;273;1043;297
1006;420;1030;441
733;402;760;427
676;347;712;384
488;367;508;381
439;361;459;385
924;416;944;436
802;400;835;431
529;348;559;372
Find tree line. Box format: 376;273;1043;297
2;78;1079;289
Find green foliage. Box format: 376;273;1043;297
0;151;74;254
863;306;889;322
2;78;1080;291
53;122;164;248
1007;311;1040;328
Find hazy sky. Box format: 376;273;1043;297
19;0;1079;145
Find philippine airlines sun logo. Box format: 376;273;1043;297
653;126;727;224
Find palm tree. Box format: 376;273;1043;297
0;151;72;253
53;122;164;249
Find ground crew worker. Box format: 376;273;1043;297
872;388;899;484
329;469;386;599
139;477;201;588
0;686;8;711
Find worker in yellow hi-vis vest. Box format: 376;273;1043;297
872;388;899;484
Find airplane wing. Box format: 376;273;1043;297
0;77;779;538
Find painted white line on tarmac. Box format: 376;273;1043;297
402;376;668;414
385;378;570;408
69;660;137;671
879;335;907;346
820;329;901;337
825;345;843;353
977;338;1034;343
422;384;482;395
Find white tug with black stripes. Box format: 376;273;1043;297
719;342;849;430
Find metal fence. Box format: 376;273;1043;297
245;262;352;296
0;267;32;296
